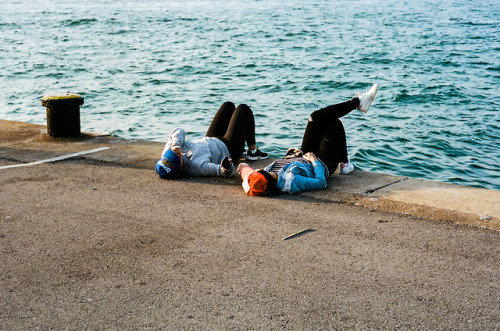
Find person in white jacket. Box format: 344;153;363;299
156;102;268;179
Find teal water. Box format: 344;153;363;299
1;0;499;190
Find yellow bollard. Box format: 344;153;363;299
41;93;84;138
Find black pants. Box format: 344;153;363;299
206;102;256;162
300;98;360;174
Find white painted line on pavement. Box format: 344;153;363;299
0;147;111;170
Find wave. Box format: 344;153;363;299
62;18;98;26
1;0;499;190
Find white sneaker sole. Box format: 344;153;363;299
340;168;354;175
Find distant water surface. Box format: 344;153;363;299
1;0;499;190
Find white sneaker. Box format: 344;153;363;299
339;161;354;175
356;83;378;113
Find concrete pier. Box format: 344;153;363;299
1;119;499;329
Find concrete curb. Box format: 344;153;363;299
1;119;498;231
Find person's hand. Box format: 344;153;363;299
303;152;318;162
237;163;249;175
221;156;233;175
172;146;182;158
171;146;184;170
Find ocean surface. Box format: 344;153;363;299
1;0;499;190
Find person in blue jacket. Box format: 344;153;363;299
238;83;378;195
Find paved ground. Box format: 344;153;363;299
1;119;499;330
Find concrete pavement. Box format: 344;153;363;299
1;119;498;231
1;119;499;330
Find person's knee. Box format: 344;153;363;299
221;101;235;109
309;112;343;127
309;110;321;122
235;104;254;118
236;104;251;112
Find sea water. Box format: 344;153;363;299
1;0;499;190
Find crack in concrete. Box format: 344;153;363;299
363;177;410;194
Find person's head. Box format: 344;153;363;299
156;149;182;179
238;163;278;196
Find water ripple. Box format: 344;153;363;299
0;0;499;190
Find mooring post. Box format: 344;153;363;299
41;93;84;138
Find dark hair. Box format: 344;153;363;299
257;170;280;196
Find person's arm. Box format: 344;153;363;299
291;153;328;192
189;157;234;177
161;128;186;157
296;160;328;191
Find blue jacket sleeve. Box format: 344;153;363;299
294;160;328;192
278;160;328;194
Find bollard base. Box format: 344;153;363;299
41;93;84;138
